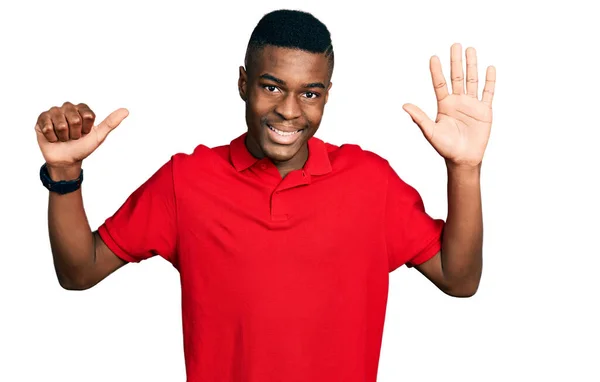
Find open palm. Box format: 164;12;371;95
403;43;496;167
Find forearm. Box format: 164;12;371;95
47;164;95;289
440;162;483;294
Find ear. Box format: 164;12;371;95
238;66;248;102
324;81;333;105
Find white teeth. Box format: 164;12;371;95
268;125;301;136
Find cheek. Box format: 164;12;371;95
249;95;274;119
304;105;325;127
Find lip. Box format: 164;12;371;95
267;124;304;133
265;123;304;145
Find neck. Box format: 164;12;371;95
245;135;308;178
272;145;308;178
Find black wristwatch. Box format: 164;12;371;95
40;163;83;194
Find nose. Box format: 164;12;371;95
274;93;302;120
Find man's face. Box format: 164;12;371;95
238;46;332;167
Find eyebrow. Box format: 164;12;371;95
259;73;326;89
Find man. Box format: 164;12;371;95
35;9;496;382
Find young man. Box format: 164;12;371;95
36;9;496;382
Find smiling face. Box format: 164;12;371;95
238;45;332;173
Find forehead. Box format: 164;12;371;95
253;46;330;83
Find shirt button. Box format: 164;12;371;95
260;164;267;170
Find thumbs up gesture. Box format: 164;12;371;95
35;102;129;177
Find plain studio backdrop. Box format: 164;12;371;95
0;0;598;381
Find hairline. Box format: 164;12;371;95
244;43;334;79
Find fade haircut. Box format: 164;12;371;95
244;9;334;78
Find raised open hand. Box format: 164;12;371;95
403;43;496;167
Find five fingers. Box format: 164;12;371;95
36;102;96;143
430;43;495;105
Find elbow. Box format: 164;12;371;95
57;273;93;291
446;288;478;298
59;279;90;291
443;279;480;298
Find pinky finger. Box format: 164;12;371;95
482;66;496;106
38;115;58;142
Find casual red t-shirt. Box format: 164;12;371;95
97;132;444;381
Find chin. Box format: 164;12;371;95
261;141;302;162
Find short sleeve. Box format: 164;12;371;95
97;158;178;265
385;164;444;272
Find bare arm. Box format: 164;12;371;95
36;102;130;290
47;165;126;290
401;44;495;297
415;163;482;297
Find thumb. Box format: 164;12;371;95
95;108;129;143
402;103;435;141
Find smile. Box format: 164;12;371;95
267;124;303;136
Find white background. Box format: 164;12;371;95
1;0;599;381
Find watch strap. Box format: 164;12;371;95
40;163;83;194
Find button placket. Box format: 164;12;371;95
268;169;311;221
270;188;288;221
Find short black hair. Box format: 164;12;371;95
244;9;334;78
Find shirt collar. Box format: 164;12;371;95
229;132;332;175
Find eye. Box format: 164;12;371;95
263;85;280;93
303;91;319;99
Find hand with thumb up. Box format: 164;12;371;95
35;102;129;180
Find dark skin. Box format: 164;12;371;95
37;44;487;298
237;46;486;297
238;46;333;178
35;103;129;290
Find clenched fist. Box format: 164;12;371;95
35;102;129;177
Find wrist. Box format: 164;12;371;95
446;160;481;183
46;163;82;181
446;159;481;173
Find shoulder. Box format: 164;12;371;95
168;142;232;174
323;140;393;177
323;141;426;205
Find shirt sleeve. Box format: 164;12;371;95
97;157;178;265
385;163;445;272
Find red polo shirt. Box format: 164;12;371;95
97;132;444;381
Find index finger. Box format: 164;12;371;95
430;56;449;102
37;113;58;143
76;103;96;135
